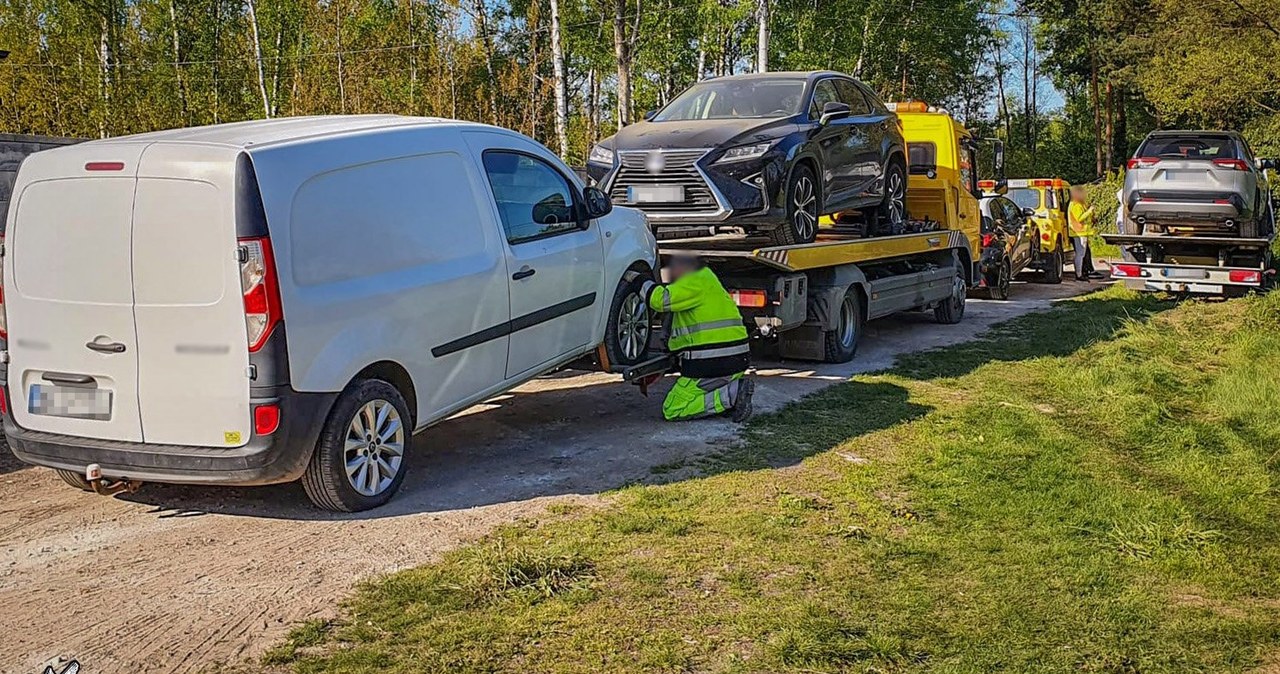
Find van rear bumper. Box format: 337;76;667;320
4;387;338;486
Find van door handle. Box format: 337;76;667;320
512;267;536;280
43;372;94;385
86;341;126;354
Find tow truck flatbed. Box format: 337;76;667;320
661;228;970;272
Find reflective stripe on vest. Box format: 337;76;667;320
669;317;744;339
682;343;750;360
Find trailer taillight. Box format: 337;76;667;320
1229;269;1261;284
1111;264;1141;278
730;289;768;308
238;237;283;352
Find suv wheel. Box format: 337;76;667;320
876;161;907;234
771;165;819;246
604;273;653;368
302;379;411;512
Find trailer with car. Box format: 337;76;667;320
621;101;997;380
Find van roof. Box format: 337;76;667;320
80;115;489;150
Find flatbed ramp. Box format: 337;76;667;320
660;228;971;272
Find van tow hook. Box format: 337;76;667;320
84;463;143;496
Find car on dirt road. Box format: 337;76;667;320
1124;130;1276;238
977;195;1036;299
2;116;658;512
585;71;908;245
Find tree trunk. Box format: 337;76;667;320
212;0;221;124
246;0;272;118
1114;88;1128;167
550;0;568;158
472;0;499;123
168;0;189;125
756;0;769;73
992;40;1011;141
1090;47;1102;178
335;5;346;114
98;14;110;137
613;0;632;127
270;20;284;117
408;0;417;112
1104;81;1114;173
587;68;599;144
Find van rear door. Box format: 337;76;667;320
6;144;150;442
131;143;251;447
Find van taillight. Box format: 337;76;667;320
238;237;282;352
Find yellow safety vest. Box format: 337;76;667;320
1068;201;1097;237
642;267;749;361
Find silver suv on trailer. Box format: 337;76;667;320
1124;130;1275;238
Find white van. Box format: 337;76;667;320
2;116;658;511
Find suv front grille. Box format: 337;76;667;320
610;150;720;213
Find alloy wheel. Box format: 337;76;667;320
617;292;651;362
792;176;818;241
343;400;405;497
886;169;905;228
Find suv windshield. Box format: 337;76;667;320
1138;135;1240;160
1008;188;1041;211
654;78;806;121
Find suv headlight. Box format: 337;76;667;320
588;144;615;166
715;142;774;164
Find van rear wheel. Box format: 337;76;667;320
302;379;411;512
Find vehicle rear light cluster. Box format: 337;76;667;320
730;289;767;308
1126;157;1160;169
981;233;995;247
1110;264;1142;278
1212;159;1249;171
254;403;281;435
238;237;283;352
1229;269;1261;284
84;161;125;172
0;387;7;416
0;233;6;340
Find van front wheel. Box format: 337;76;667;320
302;379;412;512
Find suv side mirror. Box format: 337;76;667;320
819;102;851;126
1258;158;1276;170
1021;207;1036;218
643;109;659;121
582;186;613;220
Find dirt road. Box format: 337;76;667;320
0;279;1089;674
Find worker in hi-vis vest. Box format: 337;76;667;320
625;255;755;422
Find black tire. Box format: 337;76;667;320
874;160;907;236
771;164;820;246
54;469;93;492
823;288;863;363
934;269;967;324
603;272;652;368
1042;248;1064;284
302;379;412;512
989;260;1011;300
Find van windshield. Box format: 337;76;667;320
654;79;806;121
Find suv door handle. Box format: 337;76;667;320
512;267;536;280
86;341;126;354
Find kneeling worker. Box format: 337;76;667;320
626;255;755;422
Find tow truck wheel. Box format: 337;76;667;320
1042;248;1064;284
823;289;863;363
54;469;94;492
934;270;966;324
772;165;820;246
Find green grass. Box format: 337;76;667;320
266;286;1280;673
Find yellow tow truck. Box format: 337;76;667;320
980;177;1073;283
625;102;993;372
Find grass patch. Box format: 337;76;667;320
272;286;1280;673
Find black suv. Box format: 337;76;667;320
586;71;907;245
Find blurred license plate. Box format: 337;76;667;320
628;185;684;204
1162;268;1209;280
1162;170;1206;180
29;384;112;420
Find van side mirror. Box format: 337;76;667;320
582;186;613;220
643;109;658;121
819;102;851;126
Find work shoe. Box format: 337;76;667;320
731;378;755;423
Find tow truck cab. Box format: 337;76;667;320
887;102;983;255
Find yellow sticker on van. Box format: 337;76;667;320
224;431;242;445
